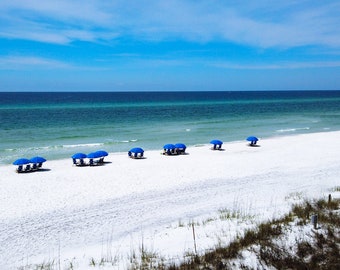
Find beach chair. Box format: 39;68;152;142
94;159;101;165
89;159;100;166
211;144;222;150
25;164;31;172
176;148;186;154
16;165;23;173
32;163;38;171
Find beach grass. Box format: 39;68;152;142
20;194;340;270
175;196;340;270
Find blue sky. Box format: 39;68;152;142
1;0;340;91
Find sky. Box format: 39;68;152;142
0;0;340;92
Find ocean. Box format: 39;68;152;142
1;91;340;165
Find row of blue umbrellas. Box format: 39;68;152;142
210;137;259;148
13;156;47;172
72;150;108;160
71;137;256;160
13;136;259;169
163;143;187;155
13;156;47;165
163;143;187;150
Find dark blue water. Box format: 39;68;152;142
1;91;340;165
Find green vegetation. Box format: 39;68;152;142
20;191;340;270
172;197;340;270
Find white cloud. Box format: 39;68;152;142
0;56;72;69
211;60;340;70
0;0;112;24
0;0;339;48
0;0;116;44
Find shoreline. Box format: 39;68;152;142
1;130;340;269
1;130;340;217
1;129;338;167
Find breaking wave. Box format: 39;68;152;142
276;127;310;133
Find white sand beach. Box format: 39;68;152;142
1;131;340;269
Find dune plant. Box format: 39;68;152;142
20;196;340;270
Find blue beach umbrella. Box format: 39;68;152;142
163;143;176;155
247;136;259;146
175;143;186;154
129;147;144;158
210;139;223;145
130;147;144;154
175;143;186;149
163;144;176;150
87;152;101;159
247;136;258;143
13;158;31;165
72;153;87;159
30;156;47;164
210;139;223;150
95;150;108;157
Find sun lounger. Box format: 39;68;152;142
79;159;86;166
73;158;87;166
16;165;23;173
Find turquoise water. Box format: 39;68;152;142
1;91;340;165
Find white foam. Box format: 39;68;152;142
62;143;103;148
276;127;310;133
